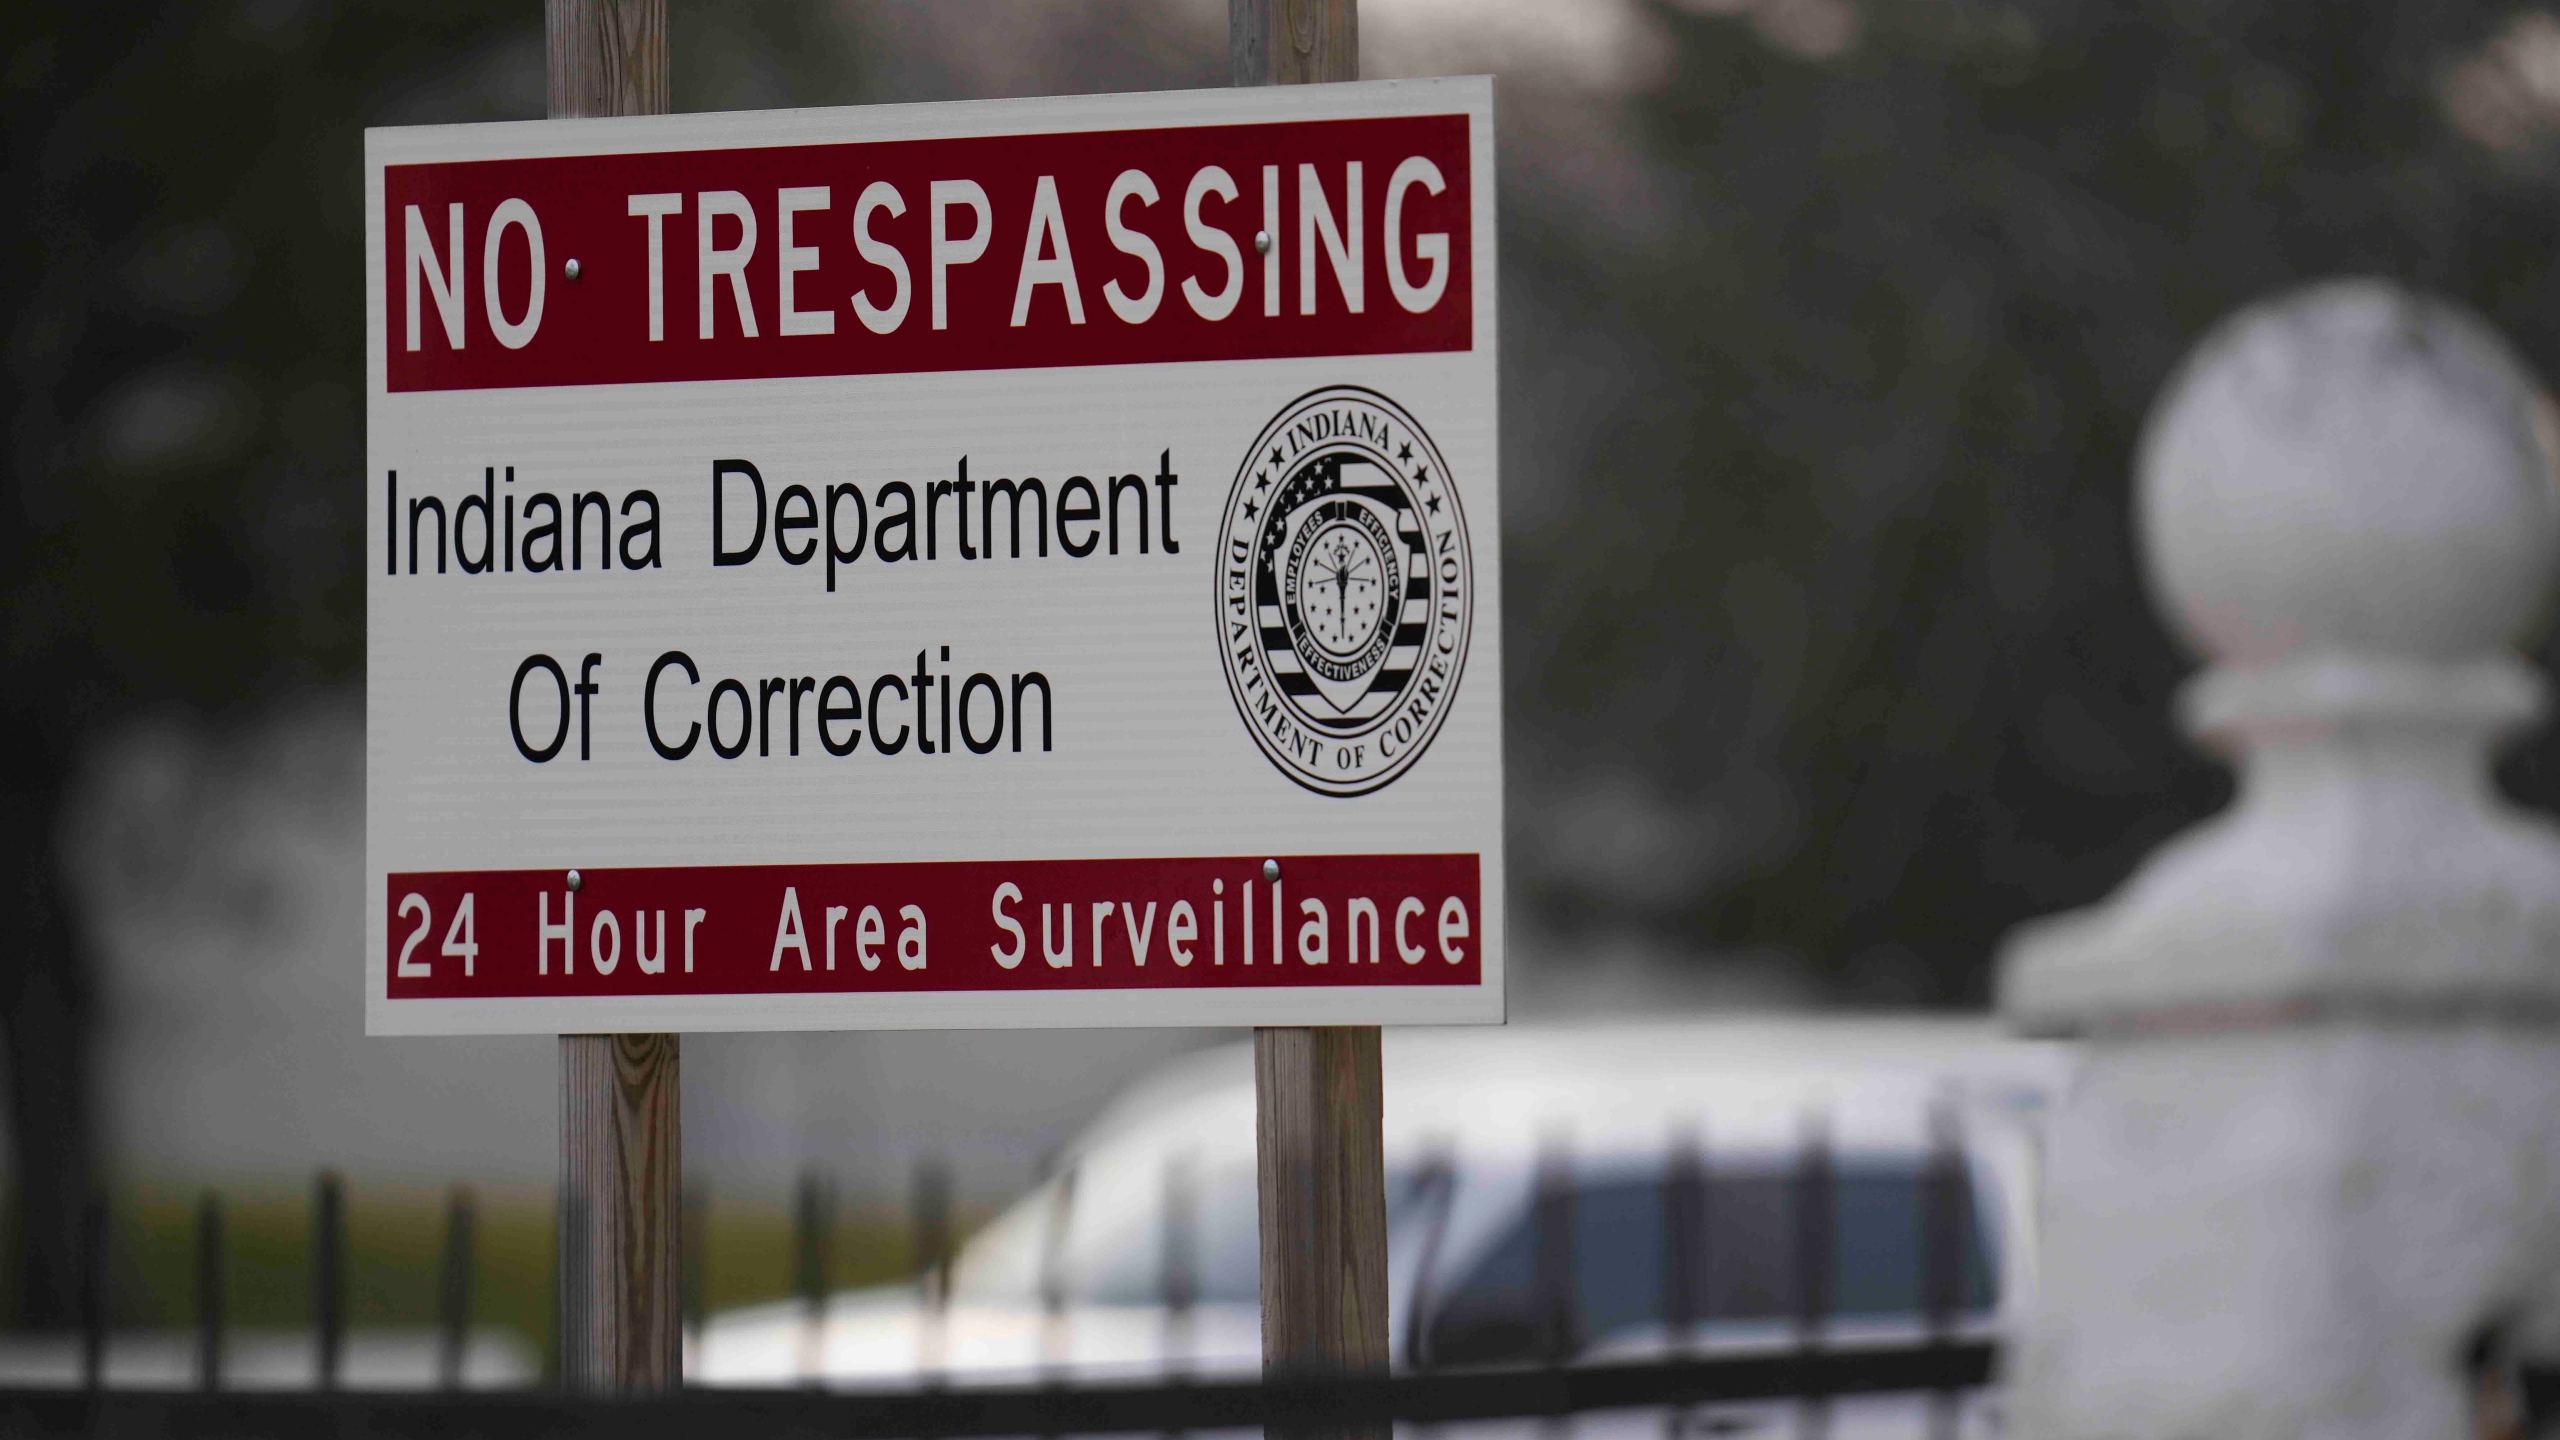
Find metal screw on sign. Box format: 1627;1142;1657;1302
1254;229;1272;255
564;257;582;281
1263;858;1281;882
566;869;582;892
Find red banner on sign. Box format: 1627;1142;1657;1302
384;853;1481;999
382;114;1473;392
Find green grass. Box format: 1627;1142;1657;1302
19;1181;941;1374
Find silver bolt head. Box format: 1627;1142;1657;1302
1262;858;1281;883
564;257;582;281
566;869;583;892
1254;230;1272;255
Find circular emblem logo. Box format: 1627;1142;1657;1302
1216;386;1473;796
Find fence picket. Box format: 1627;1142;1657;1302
76;1195;106;1392
793;1170;831;1385
912;1162;950;1386
1792;1113;1831;1440
1921;1096;1964;1440
313;1172;345;1391
1036;1156;1075;1382
194;1192;223;1393
438;1185;476;1390
684;1184;708;1373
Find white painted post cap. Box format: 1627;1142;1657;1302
2004;278;2560;1030
2138;278;2560;666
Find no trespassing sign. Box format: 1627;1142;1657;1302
363;78;1502;1034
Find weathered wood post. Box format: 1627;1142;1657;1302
2000;279;2560;1438
546;0;680;1396
1231;4;1392;1432
559;1032;680;1389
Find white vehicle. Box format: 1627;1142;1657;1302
696;1019;2068;1435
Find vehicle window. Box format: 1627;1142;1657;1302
1422;1160;1999;1367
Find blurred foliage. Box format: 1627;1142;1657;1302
1;2;864;730
0;0;869;1327
1501;0;2560;1000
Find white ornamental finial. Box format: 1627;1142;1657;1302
2138;277;2560;667
2003;278;2560;1030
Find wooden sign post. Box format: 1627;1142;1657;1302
546;0;681;1396
1236;9;1389;1434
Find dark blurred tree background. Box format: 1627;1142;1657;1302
0;0;865;1330
8;0;2560;1323
1502;0;2560;1000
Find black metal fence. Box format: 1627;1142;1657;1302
4;1107;2014;1437
55;1174;490;1391
2;1347;1999;1439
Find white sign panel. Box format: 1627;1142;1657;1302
364;78;1501;1034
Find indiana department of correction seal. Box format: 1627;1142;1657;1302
1217;386;1473;797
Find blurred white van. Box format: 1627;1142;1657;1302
695;1018;2068;1434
